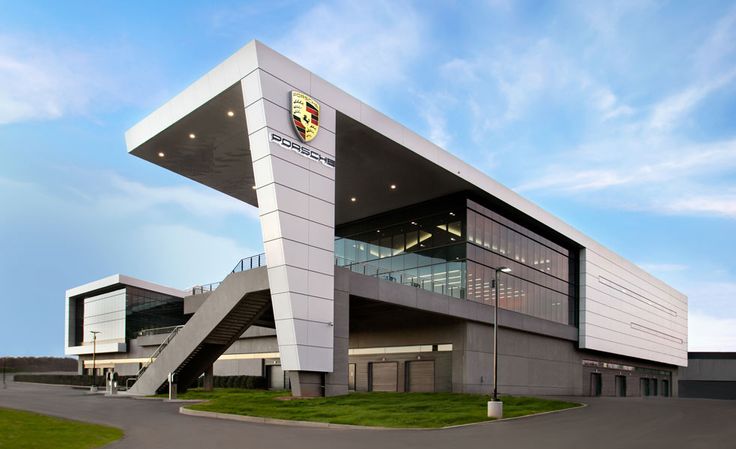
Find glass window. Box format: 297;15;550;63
491;220;499;252
448;220;462;238
447;261;464;299
475;214;484;246
380;237;391;258
334;238;346;266
392;234;405;256
368;239;380;260
356;242;367;263
433;263;448;295
345;239;356;265
467;210;476;243
405;230;418;252
418;265;433;292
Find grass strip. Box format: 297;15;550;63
0;407;122;449
172;389;580;428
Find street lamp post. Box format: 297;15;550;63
90;331;100;392
488;266;511;418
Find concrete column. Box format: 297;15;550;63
289;371;323;397
457;321;493;394
203;365;214;391
325;287;349;396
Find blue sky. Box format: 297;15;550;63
1;1;735;356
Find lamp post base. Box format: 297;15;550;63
487;400;503;418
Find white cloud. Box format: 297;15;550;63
102;174;258;220
135;223;257;288
662;193;736;219
0;169;260;290
649;68;736;131
273;1;425;104
516;138;736;195
689;311;736;351
440;39;634;137
0;34;161;125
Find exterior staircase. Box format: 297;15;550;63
126;258;270;395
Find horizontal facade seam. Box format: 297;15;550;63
596;275;678;316
250;147;334;183
580;303;686;333
255;181;336;207
581;326;684;360
584;284;688;326
585;315;687;350
260;208;334;230
266;263;334;277
582;289;688;332
276;343;335;350
268;289;334;302
585;254;687;304
583;310;685;349
262;238;332;255
274;317;335;325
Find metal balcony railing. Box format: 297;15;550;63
136;325;186;338
191;282;221;295
335;257;467;299
232;253;266;273
189;253;267;296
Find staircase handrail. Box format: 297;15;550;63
133;325;184;379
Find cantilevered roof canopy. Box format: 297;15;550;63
124;40;684;299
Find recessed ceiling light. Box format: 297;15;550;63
251;185;257;190
157;152;165;158
390;184;397;190
227;111;235;117
411;221;418;226
350;197;357;202
189;133;196;139
449;212;455;216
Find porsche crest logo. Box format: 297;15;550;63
291;91;320;143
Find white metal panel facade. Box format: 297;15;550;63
82;288;126;345
580;248;688;366
243;44;337;372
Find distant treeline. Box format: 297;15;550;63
0;357;77;373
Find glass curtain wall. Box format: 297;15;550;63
334;196;577;326
125;287;187;340
335;204;467;298
465;199;574;324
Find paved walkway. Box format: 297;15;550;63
1;381;734;449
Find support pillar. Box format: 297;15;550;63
203;365;214;392
288;371;323;397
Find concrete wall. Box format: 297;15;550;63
679;354;736;399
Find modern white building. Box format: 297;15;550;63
65;40;687;398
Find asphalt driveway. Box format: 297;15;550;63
1;381;734;449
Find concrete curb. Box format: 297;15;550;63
178;401;587;431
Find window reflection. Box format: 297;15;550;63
334;198;575;325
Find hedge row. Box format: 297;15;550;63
196;375;266;390
14;373;266;390
13;374;135;387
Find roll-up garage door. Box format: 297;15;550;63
407;360;435;392
370;362;398;392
